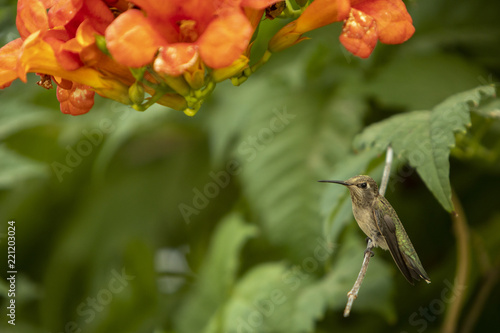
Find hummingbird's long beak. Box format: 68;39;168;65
318;180;351;186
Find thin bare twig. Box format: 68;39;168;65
442;189;471;333
343;146;393;317
379;145;393;196
343;239;374;317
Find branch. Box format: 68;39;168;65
442;189;471;333
343;239;374;317
343;145;393;317
379;145;393;196
460;257;500;333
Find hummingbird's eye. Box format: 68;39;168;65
358;183;367;189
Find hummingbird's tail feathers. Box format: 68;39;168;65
405;256;431;284
384;234;431;284
382;227;417;285
377;212;431;284
406;258;431;284
375;211;415;284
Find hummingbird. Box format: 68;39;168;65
319;175;430;285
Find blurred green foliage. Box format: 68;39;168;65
1;0;500;333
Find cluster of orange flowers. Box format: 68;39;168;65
0;0;414;116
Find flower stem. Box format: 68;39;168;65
442;189;471;333
231;50;273;86
283;0;303;18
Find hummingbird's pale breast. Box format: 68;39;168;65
351;203;389;250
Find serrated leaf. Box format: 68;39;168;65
473;94;500;119
176;213;258;333
354;86;496;212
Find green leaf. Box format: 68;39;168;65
205;66;368;261
175;213;258;333
0;145;49;188
205;227;395;333
84;240;159;333
354;86;496;212
205;261;315;333
473;94;500;119
296;226;396;326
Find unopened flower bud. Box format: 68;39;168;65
156;93;188;111
211;55;249;83
183;58;205;90
268;22;309;53
162;75;191;96
128;82;145;105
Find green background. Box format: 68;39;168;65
1;0;500;332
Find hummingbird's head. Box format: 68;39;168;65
318;175;379;206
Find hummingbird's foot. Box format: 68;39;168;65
364;237;375;257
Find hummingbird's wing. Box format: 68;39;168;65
373;201;430;284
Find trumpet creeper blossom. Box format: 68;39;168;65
105;0;282;76
340;0;415;58
0;0;131;115
269;0;414;58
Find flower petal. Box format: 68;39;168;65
16;0;49;39
44;29;83;70
57;82;95;115
16;31;130;105
0;38;23;88
79;0;115;34
198;8;253;69
132;0;215;27
339;8;378;58
352;0;414;44
48;0;84;28
106;9;165;68
51;0;113;37
268;21;309;53
243;7;266;30
295;0;350;33
154;43;199;76
241;0;283;9
129;0;176;18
